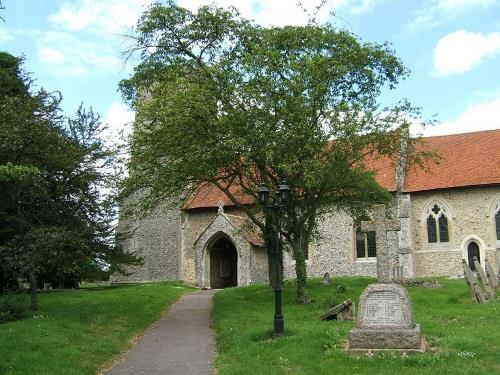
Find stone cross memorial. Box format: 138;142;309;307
346;204;424;354
360;206;400;283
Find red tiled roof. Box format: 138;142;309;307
183;129;500;209
183;182;255;210
225;214;264;246
403;129;500;192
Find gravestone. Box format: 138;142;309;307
473;257;495;301
320;298;354;321
462;259;486;303
484;259;498;290
321;272;332;285
360;206;401;283
346;205;423;353
347;284;422;350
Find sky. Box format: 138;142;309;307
1;0;500;138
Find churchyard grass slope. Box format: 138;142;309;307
213;277;499;375
0;282;193;375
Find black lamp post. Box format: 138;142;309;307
258;182;290;336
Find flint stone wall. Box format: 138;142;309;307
112;200;181;283
411;186;500;276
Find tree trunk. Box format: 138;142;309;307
29;269;38;311
292;241;310;304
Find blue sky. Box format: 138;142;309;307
1;0;500;137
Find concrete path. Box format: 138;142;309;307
104;289;218;375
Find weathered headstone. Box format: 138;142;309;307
346;205;423;354
320;299;354;321
474;257;495;301
321;272;332;285
484;259;498;290
347;284;422;351
462;259;485;303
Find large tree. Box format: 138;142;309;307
0;52;141;309
120;2;430;302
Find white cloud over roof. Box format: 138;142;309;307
413;94;500;136
433;30;500;76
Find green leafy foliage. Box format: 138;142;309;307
120;2;434;301
0;52;141;307
0;293;29;323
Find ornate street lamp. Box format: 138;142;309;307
258;182;290;336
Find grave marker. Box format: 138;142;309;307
347;204;423;354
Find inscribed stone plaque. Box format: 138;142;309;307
364;291;404;326
356;283;416;331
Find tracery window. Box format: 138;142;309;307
355;223;376;259
426;204;449;243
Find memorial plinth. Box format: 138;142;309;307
346;283;423;352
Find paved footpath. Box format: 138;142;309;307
104;289;218;375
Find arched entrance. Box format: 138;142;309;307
467;241;480;271
209;237;238;288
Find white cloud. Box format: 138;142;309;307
38;47;66;64
412;95;500;136
433;30;500;76
102;101;135;146
408;0;499;31
35;31;122;76
0;28;15;43
49;0;154;34
178;0;375;27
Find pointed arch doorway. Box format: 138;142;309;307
467;241;480;271
209;237;238;288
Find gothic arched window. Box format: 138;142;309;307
426;204;450;243
355;223;376;259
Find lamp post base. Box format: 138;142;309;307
273;287;284;336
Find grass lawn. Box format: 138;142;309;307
213;277;500;375
0;282;193;375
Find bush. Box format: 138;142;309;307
0;293;29;323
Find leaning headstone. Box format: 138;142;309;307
462;259;485;303
321;272;332;285
484;259;498;290
474;257;495;301
346;205;423;354
320;299;355;321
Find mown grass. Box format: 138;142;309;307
213;277;500;375
0;282;193;375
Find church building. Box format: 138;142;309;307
113;129;500;288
